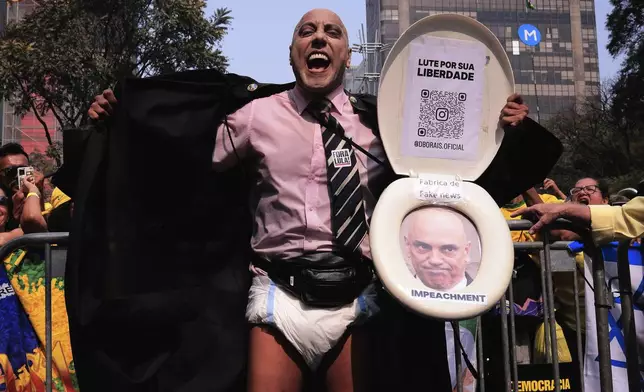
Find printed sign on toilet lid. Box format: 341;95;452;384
402;37;487;161
377;13;515;180
369;14;516;320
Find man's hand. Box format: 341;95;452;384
21;175;40;195
543;177;567;200
88;89;117;121
511;202;591;234
543;178;559;191
33;170;45;192
11;191;24;222
500;93;529;127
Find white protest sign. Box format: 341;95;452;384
401;36;486;161
414;174;464;202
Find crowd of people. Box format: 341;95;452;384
492;177;644;370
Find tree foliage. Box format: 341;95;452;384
0;0;232;137
544;1;644;194
30;147;60;177
546;78;644;192
607;0;644;128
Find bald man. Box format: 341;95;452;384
405;207;474;291
88;7;532;392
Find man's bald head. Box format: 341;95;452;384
292;9;349;45
404;207;472;291
289;8;352;96
407;208;468;243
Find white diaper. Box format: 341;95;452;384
246;274;380;370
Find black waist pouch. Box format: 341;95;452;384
253;251;374;308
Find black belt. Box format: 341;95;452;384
252;251;374;308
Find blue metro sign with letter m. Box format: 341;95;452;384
518;24;541;46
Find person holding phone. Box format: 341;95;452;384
0;143;48;236
16;173;47;234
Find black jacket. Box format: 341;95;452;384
54;69;562;392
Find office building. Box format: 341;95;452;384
1;0;61;154
345;61;370;93
366;0;600;121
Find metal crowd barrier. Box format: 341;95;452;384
454;220;639;392
0;223;639;392
0;232;69;392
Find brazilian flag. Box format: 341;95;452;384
526;0;536;9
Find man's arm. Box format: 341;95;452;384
512;197;644;245
0;228;24;246
213;102;253;171
544;178;567;200
88;88;253;172
589;197;644;243
510;202;590;235
522;188;544;206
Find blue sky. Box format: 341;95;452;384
206;0;622;84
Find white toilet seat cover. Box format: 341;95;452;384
370;179;514;320
377;13;515;180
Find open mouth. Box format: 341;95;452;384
578;198;590;205
307;52;331;72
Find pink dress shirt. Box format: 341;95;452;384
213;84;390;260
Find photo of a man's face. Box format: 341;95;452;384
402;206;481;291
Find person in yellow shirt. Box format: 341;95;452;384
542;178;568;201
512;195;644;245
43;187;71;214
539;192;564;204
501;196;536;243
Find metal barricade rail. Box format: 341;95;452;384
458;220;638;392
0;232;69;392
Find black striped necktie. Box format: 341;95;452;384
306;98;368;252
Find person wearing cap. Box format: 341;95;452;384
79;8;562;392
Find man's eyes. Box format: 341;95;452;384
326;28;341;38
441;245;457;253
413;243;458;254
299;26;342;38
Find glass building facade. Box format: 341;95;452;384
0;0;61;153
366;0;600;122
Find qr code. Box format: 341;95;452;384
417;90;466;139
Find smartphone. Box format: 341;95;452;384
17;166;34;188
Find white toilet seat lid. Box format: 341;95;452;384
370;179;514;320
377;13;515;180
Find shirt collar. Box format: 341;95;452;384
291;84;348;116
451;276;468;291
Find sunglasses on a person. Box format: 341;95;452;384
0;196;8;206
0;165;21;180
570;185;599;196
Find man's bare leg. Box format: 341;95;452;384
324;328;370;392
247;325;303;392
